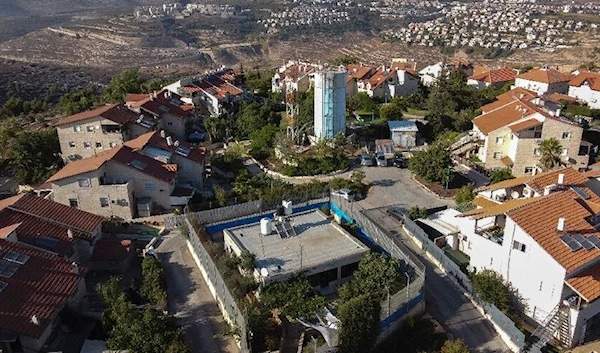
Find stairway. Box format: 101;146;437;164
522;304;571;353
450;133;481;156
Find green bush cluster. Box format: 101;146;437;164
140;257;168;311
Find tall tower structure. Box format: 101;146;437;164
314;68;347;140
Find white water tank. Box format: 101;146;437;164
282;200;293;215
166;136;173;146
260;218;273;235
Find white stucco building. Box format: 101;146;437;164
424;168;600;348
514;66;572;95
568;71;600;109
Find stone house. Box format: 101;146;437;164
47;145;182;220
55;104;158;162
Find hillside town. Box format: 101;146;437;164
7;27;600;353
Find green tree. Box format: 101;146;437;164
244;69;274;96
338;294;380;353
103;69;144;103
213;185;227;207
2;97;24;116
250;124;279;159
262;277;325;318
406;206;428;220
409;142;453;183
455;183;476;204
330;55;359;66
235;100;282;137
470;269;510;312
441;339;470;353
538;138;563;171
379;102;404;121
297;90;314;126
490;168;514;184
348;92;377;114
140;257;168;310
58;87;101;115
0;118;19;159
350;168;366;184
204;115;229;141
141;78;170;93
338;252;404;303
10;128;60;185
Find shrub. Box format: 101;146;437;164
406;206;428;220
140;257;168;311
454;183;476;204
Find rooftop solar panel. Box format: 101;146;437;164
3;251;30;264
560;234;582;251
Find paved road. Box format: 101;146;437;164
156;231;239;353
361;204;509;353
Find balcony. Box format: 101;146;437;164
475;224;504;245
99;177;128;186
101;125;123;134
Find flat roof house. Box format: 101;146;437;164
388;120;418;148
0;240;87;353
223;209;369;288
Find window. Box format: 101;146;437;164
512;240;526;252
69;141;76;148
73;125;82;132
69;198;79;208
562;131;572;140
539;281;543;291
561;148;568;156
83;142;91;149
493;152;501;159
167;122;173;126
100;198;109;207
95;142;103;149
86;126;94;132
495;137;504;145
533;148;540;156
77;178;91;188
145;183;156;191
490;257;493;266
524;167;535;174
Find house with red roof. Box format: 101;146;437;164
46;144;183;220
568;71;600;109
0;193;104;262
346;62;419;99
467;67;516;89
514;66;572;95
271;60;322;94
420;168;600;348
452;88;590;176
54;104;158;162
0;240;87;353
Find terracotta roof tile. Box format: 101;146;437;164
544;92;578;104
0;240;85;338
469;67;516;84
133;90;194;120
54;104;138;127
47;148;120;183
481;168;588;192
516;68;572;84
0;223;21;239
566;262;600;302
481;87;537;113
508;188;600;272
125;131;206;164
508;118;542;132
569;71;600;91
473;100;537;135
390;61;417;72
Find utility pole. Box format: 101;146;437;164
405;272;411;300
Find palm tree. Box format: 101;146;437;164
538;138;563;171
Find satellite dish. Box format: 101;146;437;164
260;268;269;277
511;191;520;199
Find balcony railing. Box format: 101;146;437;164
475;225;504;245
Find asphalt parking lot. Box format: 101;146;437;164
359;166;454;209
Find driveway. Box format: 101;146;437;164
362;206;510;353
156;231;239;353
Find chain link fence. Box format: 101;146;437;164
403;216;525;350
184;217;250;353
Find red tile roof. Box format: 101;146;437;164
566;262;600;302
480;87;537;113
508;187;600;272
473;100;537;135
469;67;516;84
1;193;103;235
508;118;542;132
91;239;133;261
124;131;206;164
544;92;578;104
516;68;572;84
132;90;194;121
54;104;139;127
0;240;85;338
47;145;177;184
569;71;600;91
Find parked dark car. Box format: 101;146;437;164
393;154;407;168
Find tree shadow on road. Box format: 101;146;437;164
371;179;397;187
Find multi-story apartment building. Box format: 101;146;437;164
124;130;206;188
47;144;185;220
514;66;572;95
422;169;600;347
568;71;600;109
165;67;246;117
125;89;195;141
453;89;590;176
55;104;158;162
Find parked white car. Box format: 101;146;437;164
331;188;355;201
